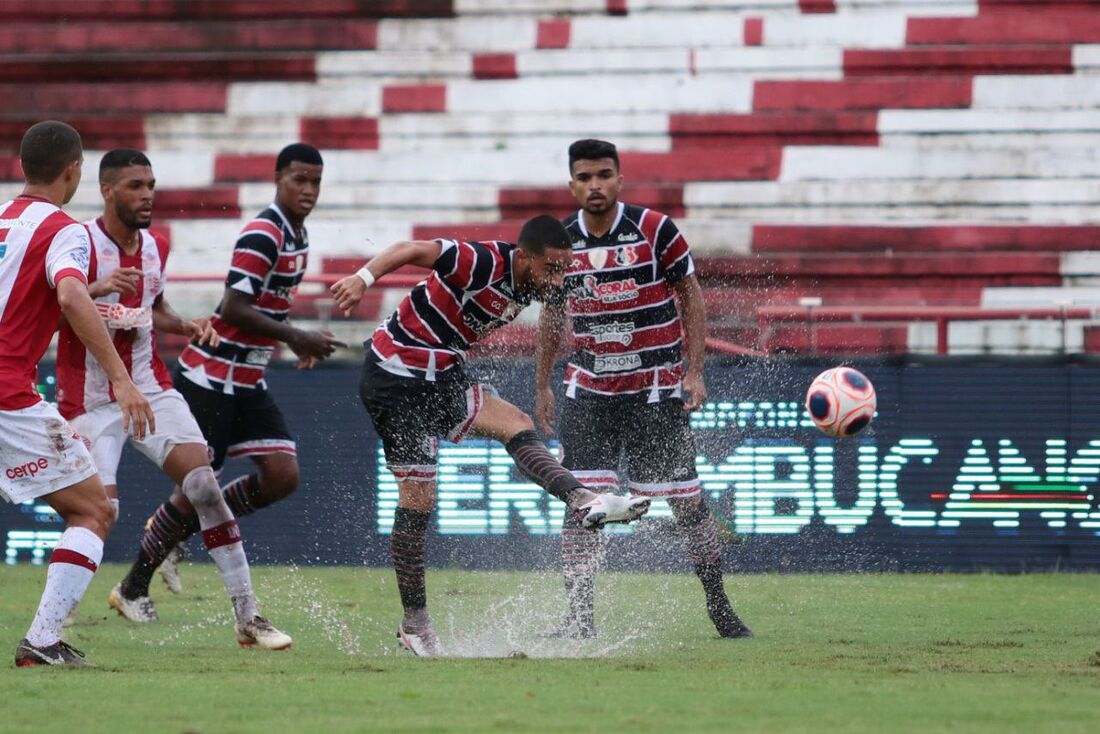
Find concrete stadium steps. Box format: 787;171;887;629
751;224;1100;252
671;111;879;147
877;109;1100;149
0;0;453;21
908;11;1100;44
843;46;1074;75
0;54;317;84
0;19;380;54
0;117;146;151
0;82;227;114
684;178;1100;220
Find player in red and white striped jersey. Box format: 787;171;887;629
3;122;154;667
331;216;651;656
55;149;290;648
117;144;343;610
536;140;752;639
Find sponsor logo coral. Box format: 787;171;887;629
590;321;635;345
573;275;639;304
593;353;642;373
6;458;49;480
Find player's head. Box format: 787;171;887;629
516;214;573;299
274;143;323;221
99;148;155;230
568;138;622;216
20;121;84;203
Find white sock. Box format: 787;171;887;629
182;467;258;622
25;527;103;647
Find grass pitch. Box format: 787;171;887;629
1;564;1098;733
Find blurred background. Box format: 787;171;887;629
4;0;1100;571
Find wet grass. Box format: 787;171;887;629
1;565;1098;733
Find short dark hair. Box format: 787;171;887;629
99;148;152;182
518;215;571;255
276;143;323;171
568;138;619;174
20;121;83;184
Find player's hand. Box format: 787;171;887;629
330;275;367;316
112;378;155;441
535;386;556;436
89;267;143;298
296;355;319;370
183;317;220;347
288;329;347;361
682;371;707;412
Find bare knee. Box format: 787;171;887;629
399;480;436;513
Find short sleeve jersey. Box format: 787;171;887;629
178;203;307;394
560;202;695;401
0;195;91;410
367;239;533;380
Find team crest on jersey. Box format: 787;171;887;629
615;246;640;267
587;248;609;271
572;274;639;304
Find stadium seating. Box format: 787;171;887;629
4;0;1099;354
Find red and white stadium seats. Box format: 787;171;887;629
3;0;1099;354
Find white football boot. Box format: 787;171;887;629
159;545;184;594
576;493;651;529
236;616;293;650
108;583;159;623
397;621;445;657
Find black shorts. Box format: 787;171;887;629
359;359;485;483
174;372;296;472
559;394;700;498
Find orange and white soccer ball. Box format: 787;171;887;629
805;367;877;438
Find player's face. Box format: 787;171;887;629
569;158;622;215
104;165;156;229
524;246;573;299
276;161;322;221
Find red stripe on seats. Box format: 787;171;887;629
908;12;1100;45
844;47;1073;77
156;188;241;219
472;53;517;80
752;225;1100;253
215;155;276;183
537;19;571;49
301;117;379;149
744;17;763;46
382;85;446;113
799;0;835;11
754;78;971;111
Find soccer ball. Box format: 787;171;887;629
805;367;876;438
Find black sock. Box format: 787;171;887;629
391;507;431;612
121;501;198;598
222;474;266;517
505;430;583;503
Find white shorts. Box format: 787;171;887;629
69;389;208;486
0;401;97;504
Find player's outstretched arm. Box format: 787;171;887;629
534;300;568;436
330;239;443;316
57;277;155;439
219;289;346;363
673;274;708;412
152;297;219;347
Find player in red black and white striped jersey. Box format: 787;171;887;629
116;144;344;617
331;216;651;657
3;122;154;667
536;139;752;640
56;149;291;649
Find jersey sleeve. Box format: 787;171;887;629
654;216;695;284
433;239;499;293
225;226;279;298
45;222;91;288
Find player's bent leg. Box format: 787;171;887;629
172;462;291;650
17;476;113;667
391;478;444;657
669;496;752;639
469;394;650;528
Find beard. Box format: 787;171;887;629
118;205;152;229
